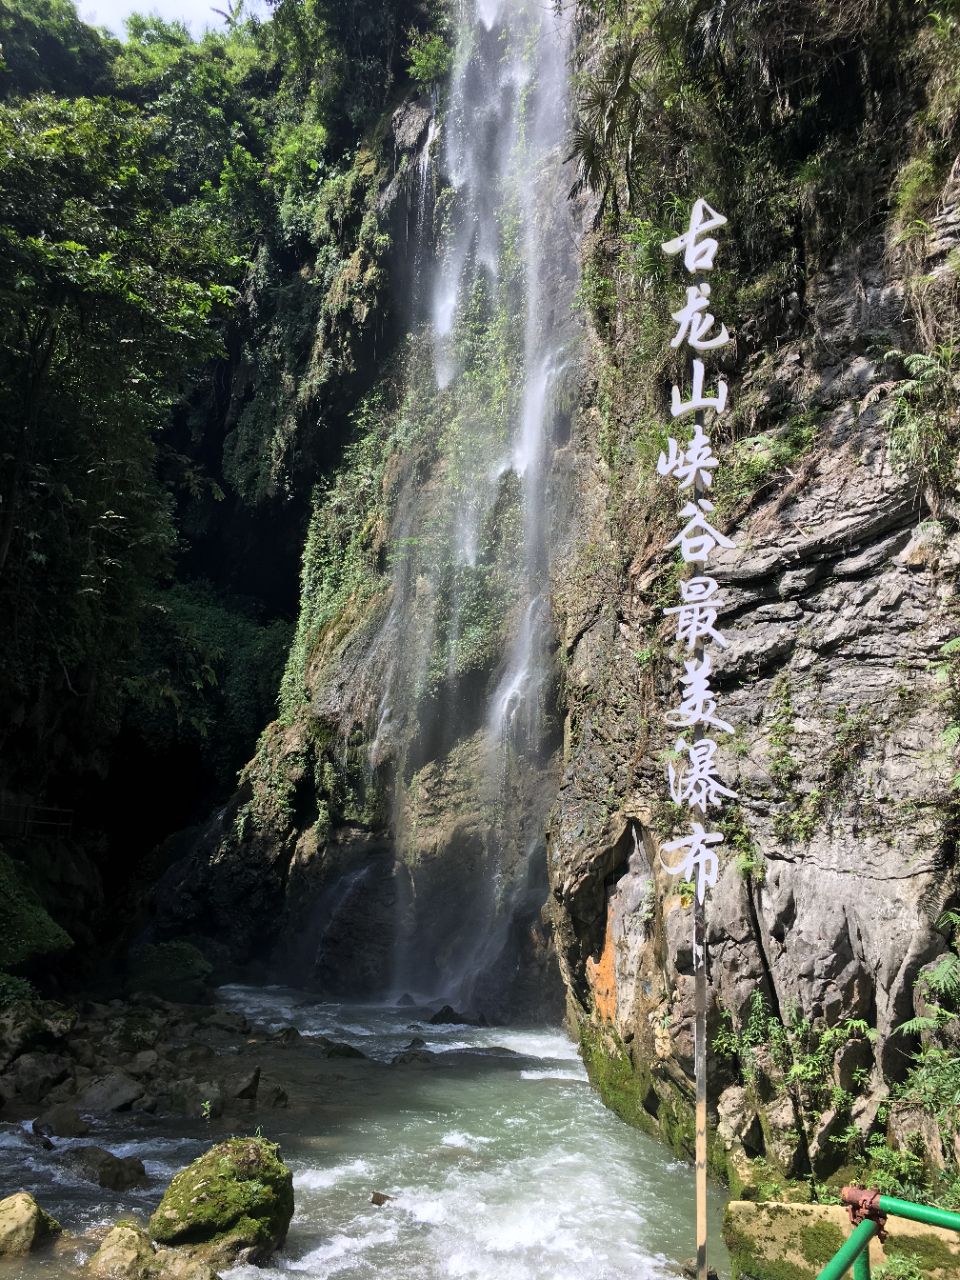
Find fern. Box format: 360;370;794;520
896;1010;951;1037
928;952;960;1002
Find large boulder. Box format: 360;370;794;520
126;943;213;1005
0;1192;62;1257
148;1138;293;1266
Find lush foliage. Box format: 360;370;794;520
0;0;435;972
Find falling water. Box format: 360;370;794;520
310;0;581;1017
373;0;577;1013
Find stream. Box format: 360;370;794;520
0;987;729;1280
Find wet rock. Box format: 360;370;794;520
87;1222;220;1280
126;942;213;1006
680;1262;718;1280
63;1146;148;1192
230;1066;260;1100
392;98;432;152
14;1051;72;1104
0;1003;76;1073
262;1084;288;1108
169;1079;223;1119
80;1071;144;1113
127;1050;159;1078
320;1039;365;1060
390;1048;434;1066
0;1192;62;1257
202;1010;250;1037
370;1192;392;1206
271;1026;301;1047
428;1005;469;1026
149;1137;294;1267
87;1222;155;1280
35;1101;89;1138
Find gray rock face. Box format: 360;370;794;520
79;1071;144;1113
548;220;960;1160
392;99;433;153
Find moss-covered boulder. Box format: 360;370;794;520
0;850;72;971
148;1138;293;1266
0;1192;62;1257
126;942;213;1004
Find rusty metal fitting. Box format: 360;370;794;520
841;1186;888;1242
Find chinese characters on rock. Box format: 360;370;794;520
658;199;737;907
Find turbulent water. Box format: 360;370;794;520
0;989;728;1280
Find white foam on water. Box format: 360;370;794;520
518;1069;585;1082
440;1131;493;1150
294;1159;373;1191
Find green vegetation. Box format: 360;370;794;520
711;413;820;518
875;1258;927;1280
0;0;437;970
406;27;451;86
0;850;72;971
579;1021;727;1177
714;991;876;1185
880;347;959;493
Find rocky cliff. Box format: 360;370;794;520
549;0;960;1200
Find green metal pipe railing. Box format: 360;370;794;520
874;1194;960;1234
815;1219;879;1280
813;1186;960;1280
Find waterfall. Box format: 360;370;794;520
361;0;579;1017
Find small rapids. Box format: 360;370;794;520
0;988;728;1280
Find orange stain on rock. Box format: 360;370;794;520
586;903;618;1025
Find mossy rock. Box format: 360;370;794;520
0;850;72;970
88;1221;220;1280
127;942;213;1003
0;1192;62;1257
578;1021;727;1180
149;1138;293;1266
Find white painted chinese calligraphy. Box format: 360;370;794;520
670;284;730;351
666;653;733;735
664;576;728;650
669;737;738;812
671;358;728;419
661;198;728;273
666;499;735;564
660;824;723;904
657;424;719;490
657;197;737;907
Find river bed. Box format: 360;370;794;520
0;986;729;1280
